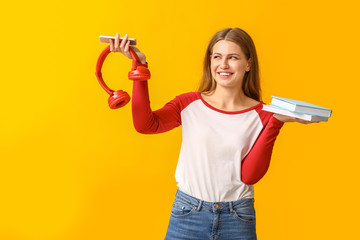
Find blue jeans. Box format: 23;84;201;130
165;189;257;240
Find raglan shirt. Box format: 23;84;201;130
132;81;284;202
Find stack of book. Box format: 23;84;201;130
262;96;332;122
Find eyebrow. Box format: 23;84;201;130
213;52;241;56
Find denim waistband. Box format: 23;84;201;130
175;188;254;212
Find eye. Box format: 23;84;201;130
230;56;238;59
213;55;220;59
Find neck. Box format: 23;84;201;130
208;86;249;110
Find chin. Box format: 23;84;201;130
216;80;240;89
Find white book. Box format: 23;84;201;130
271;96;332;117
262;104;329;122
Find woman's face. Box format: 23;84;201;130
210;40;251;90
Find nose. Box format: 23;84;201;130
220;58;229;69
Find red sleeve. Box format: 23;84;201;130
131;81;182;134
241;113;284;185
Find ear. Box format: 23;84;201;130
246;58;252;72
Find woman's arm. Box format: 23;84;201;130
109;33;181;134
241;115;284;185
241;113;318;184
132;81;181;134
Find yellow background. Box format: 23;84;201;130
1;0;359;239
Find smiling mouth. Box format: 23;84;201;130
218;72;233;77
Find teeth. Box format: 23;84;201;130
219;73;231;76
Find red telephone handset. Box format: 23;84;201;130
95;45;151;109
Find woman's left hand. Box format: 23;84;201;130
273;114;320;124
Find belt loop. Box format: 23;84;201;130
229;202;234;213
196;200;203;212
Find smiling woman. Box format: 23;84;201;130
109;27;317;240
199;28;260;104
202;39;259;112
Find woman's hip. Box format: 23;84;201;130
165;189;257;240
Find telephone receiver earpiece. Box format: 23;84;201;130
95;45;151;109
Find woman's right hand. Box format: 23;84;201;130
109;32;147;65
273;113;320;124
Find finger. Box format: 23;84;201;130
114;32;120;50
124;39;130;53
287;117;297;122
300;120;311;124
120;33;128;49
293;118;308;124
109;39;114;51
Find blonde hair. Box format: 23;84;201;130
198;28;261;101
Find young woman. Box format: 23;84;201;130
110;28;315;240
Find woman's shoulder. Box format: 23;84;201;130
173;91;201;103
248;98;261;106
176;91;201;99
244;98;261;110
167;92;201;111
255;101;278;125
